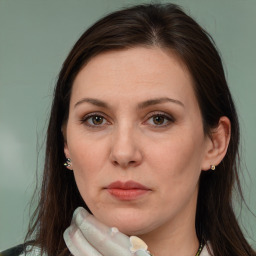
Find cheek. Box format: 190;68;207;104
68;127;108;170
147;130;204;193
150;134;203;172
67;135;109;195
144;135;202;219
71;147;103;208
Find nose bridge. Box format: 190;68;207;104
110;120;142;168
116;120;134;144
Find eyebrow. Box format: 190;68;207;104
74;98;109;108
74;97;184;109
137;97;184;109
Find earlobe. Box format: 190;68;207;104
201;116;231;171
63;142;73;170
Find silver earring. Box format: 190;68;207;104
64;158;72;169
210;165;216;171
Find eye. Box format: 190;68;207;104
146;112;174;127
81;113;109;127
89;115;105;125
151;115;167;125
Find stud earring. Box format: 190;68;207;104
210;165;216;171
64;158;72;169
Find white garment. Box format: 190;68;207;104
19;244;213;256
19;246;44;256
200;243;213;256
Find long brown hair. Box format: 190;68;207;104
26;3;255;256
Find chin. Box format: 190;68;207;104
112;222;151;236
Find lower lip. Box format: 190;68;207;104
107;188;150;200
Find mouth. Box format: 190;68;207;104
105;180;151;201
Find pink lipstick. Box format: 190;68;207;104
106;180;151;200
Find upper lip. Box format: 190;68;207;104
106;180;150;190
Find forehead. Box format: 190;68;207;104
71;47;196;106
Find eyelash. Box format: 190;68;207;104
80;111;175;128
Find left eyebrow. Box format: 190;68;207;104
74;98;109;109
137;97;184;109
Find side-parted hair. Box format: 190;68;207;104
26;3;256;256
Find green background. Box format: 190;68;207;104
0;0;255;250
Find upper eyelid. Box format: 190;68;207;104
81;111;109;120
81;111;173;117
144;111;175;120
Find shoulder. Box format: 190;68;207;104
1;244;43;256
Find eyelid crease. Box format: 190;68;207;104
80;111;109;120
144;111;176;122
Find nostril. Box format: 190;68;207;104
113;161;119;166
112;160;137;168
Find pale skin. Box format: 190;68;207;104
63;47;231;256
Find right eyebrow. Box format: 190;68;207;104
74;98;109;109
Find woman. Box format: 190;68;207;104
2;2;255;256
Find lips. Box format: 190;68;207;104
106;180;151;200
107;180;149;190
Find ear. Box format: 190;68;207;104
201;116;231;171
64;142;70;159
62;123;71;159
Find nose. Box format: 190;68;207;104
109;126;143;169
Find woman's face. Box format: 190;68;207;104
64;47;212;236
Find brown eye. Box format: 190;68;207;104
83;114;108;127
152;115;166;125
92;116;104;125
146;113;174;127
